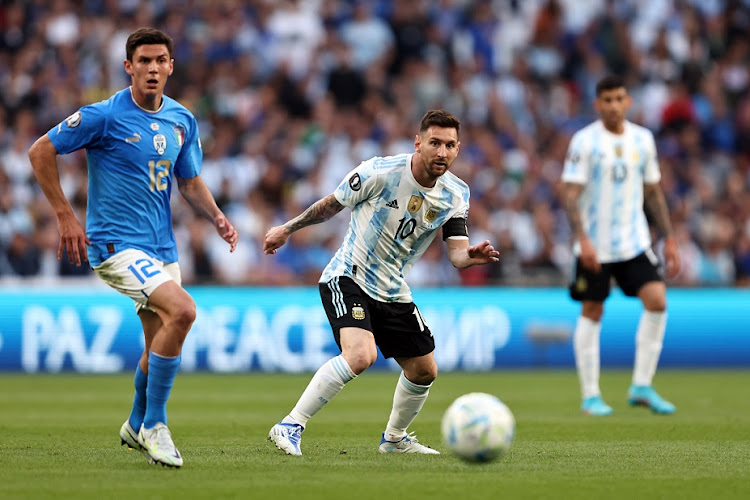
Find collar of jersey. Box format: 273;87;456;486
129;86;164;113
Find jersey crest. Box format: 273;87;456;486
408;195;423;214
153;134;167;155
424;208;440;223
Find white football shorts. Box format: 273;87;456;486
93;248;182;313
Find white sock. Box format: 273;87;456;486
384;372;431;441
632;310;667;386
574;316;602;400
284;355;356;428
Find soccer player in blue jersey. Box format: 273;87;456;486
562;75;680;416
263;109;500;455
28;28;238;467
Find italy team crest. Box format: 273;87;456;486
173;125;185;147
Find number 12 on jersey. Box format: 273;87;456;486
149;160;171;191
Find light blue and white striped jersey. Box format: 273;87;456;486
320;154;470;303
562;120;661;263
48;87;202;266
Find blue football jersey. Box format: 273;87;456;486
48;87;202;266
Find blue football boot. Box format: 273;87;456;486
628;385;676;414
581;395;613;416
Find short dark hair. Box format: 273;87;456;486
595;75;626;96
419;109;461;136
126;28;173;61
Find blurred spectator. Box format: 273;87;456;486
2;0;750;287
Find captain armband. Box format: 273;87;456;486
442;217;469;241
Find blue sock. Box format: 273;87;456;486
128;365;148;431
143;352;181;429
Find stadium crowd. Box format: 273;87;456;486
1;0;749;287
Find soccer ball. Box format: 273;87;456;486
441;392;515;463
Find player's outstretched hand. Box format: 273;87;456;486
468;240;500;264
664;237;681;278
215;214;238;252
57;212;90;266
264;225;290;255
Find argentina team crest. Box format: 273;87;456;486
575;276;587;292
408;195;423;214
153;134;167;155
424;208;440;223
352;304;365;320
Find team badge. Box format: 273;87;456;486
614;143;623;157
352;304;365;320
65;111;81;128
575;276;587;292
612;163;627;182
424;208;440;223
150;122;160;131
173;125;186;147
153;134;167;155
566;150;580;165
408;195;423;214
349;173;361;191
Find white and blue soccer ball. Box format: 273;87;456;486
441;392;515;463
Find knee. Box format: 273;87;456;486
344;348;377;375
644;298;667;313
582;302;604;322
170;301;196;334
406;363;438;386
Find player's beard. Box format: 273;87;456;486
428;160;449;177
603;111;624;131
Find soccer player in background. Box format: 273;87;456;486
263;109;500;455
28;28;238;467
561;75;681;416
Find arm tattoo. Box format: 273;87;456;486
644;184;673;238
563;183;585;238
284;194;345;233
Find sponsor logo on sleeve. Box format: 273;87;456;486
349;173;361;191
65;111;82;128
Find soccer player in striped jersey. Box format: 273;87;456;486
28;28;238;467
264;109;500;455
562;75;681;416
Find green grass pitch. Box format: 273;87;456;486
1;370;748;499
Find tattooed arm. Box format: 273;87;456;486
563;182;600;272
643;183;673;239
644;183;681;277
263;194;345;255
